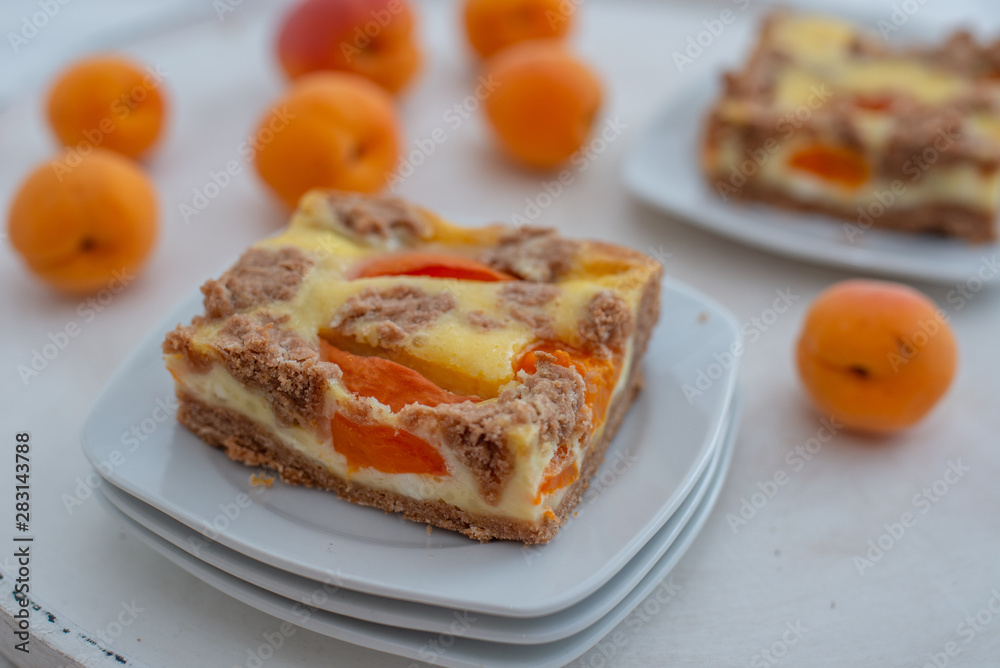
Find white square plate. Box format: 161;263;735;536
96;396;737;645
623;77;1000;285
81;275;740;617
95;409;737;668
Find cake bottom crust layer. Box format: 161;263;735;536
707;176;997;242
174;364;643;544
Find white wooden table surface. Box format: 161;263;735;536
1;1;999;666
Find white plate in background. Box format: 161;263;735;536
623;76;998;285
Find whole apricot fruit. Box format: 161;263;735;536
276;0;422;94
796;280;958;434
483;40;602;169
253;72;401;207
463;0;574;59
47;55;167;159
8;149;158;295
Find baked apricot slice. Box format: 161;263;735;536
787;143;870;190
516;343;620;430
320;340;479;410
330;415;448;475
516;344;622;503
534;442;579;504
320;328;499;398
321;340;478;476
354;251;515;281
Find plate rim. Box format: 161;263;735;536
94;399;739;668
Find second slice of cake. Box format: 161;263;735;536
163;191;662;543
702;12;1000;242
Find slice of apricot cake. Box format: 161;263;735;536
702;11;1000;242
163;191;662;543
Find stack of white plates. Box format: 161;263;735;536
82;276;742;668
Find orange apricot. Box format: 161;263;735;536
330;414;448;475
535;458;578;504
483;40;602;169
319;340;479;410
7;149;158;295
354;251;515;281
463;0;574;59
796;280;958;434
787;143;870;190
253;72;401;207
276;0;422;94
320;339;470;476
46;55;167;159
